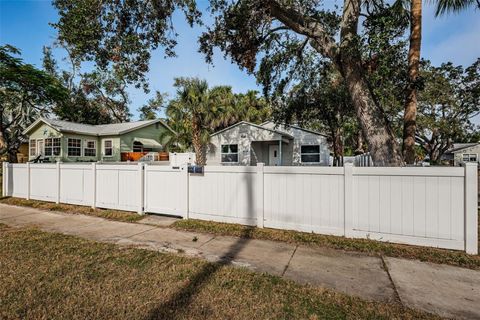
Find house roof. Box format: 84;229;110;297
445;143;480;154
23;117;175;137
210;121;294;139
260;120;328;137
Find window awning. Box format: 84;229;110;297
133;137;162;149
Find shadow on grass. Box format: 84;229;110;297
146;171;257;319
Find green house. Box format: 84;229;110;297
23;118;174;162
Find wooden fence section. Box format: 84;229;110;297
2;162;478;254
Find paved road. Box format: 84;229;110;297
1;203;479;319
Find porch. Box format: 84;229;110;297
250;139;292;166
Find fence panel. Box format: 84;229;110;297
188;166;259;225
29;164;57;202
350;167;466;250
60;164;93;206
95;164;140;212
7;164;28;198
144;165;187;216
263;167;345;235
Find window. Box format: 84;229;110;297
104;140;113;156
133;141;143;152
221;144;238;163
44;138;61;156
301;145;320;163
462;154;477;162
84;140;96;157
67;138;82;157
29;139;36;157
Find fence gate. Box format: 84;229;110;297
143;165;187;217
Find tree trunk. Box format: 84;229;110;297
331;127;344;167
191;118;206;166
338;55;404;166
354;129;364;155
403;0;422;164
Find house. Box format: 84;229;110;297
442;143;480;166
207;121;330;166
23;118;174;162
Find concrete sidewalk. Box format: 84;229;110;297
0;203;479;319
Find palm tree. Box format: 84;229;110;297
166;78;217;165
402;0;478;164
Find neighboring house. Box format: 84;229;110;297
23;118;174;162
442;143;480;166
207;121;330;166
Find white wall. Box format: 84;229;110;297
3;162;477;254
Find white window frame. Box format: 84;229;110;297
221;144;239;163
104;140;113;157
300;145;321;163
84;140;97;157
462;153;478;162
29;139;36;157
44;138;61;157
67;138;82;157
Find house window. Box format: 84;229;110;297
301;145;321;163
84;140;96;157
45;138;61;156
104;140;113;156
221;144;238;163
67;138;82;157
462;154;477;162
133;141;143;152
29;139;36;157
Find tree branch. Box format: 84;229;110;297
266;0;338;59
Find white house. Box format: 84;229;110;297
442;143;480;166
207;121;330;166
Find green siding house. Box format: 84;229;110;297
23;118;174;162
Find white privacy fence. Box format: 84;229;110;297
2;162;478;254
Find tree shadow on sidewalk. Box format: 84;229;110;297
145;171;257;319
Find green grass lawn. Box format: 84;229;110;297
0;223;438;320
0;197;144;222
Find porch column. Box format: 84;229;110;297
278;139;282;166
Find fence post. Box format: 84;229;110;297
26;162;31;200
2;162;6;197
91;162;96;209
184;165;189;219
56;161;61;204
344;163;353;237
138;162;144;215
257;162;265;228
465;162;478;254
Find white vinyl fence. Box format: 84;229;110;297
2;162;478;254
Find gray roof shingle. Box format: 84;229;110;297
25;118;170;136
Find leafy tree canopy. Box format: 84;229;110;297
416;58;480;163
0;45;68;160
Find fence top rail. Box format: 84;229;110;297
95;164;139;171
264;166;345;175
203;166;258;173
29;164;57;169
145;164;185;172
60;164;93;170
8;163;27;168
353;166;465;177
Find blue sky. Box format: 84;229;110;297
1;0;479;120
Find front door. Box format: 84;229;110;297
37;140;44;156
269;145;279;166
